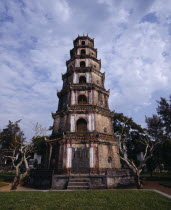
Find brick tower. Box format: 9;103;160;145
45;35;133;189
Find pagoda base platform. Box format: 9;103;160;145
29;169;135;189
51;169;134;190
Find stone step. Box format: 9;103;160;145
67;186;89;190
67;176;90;190
68;182;89;186
69;179;89;182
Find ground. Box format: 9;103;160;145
0;173;171;209
0;190;171;210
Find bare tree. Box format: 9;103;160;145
32;122;48;138
4;140;34;190
117;119;163;189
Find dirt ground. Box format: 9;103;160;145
143;180;171;196
0;180;171;195
0;181;36;191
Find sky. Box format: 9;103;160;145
0;0;171;140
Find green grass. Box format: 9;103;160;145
0;190;171;210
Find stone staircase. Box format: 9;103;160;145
67;176;90;190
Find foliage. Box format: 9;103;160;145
160;182;171;188
156;96;171;138
0;173;15;182
31;136;47;156
31;122;48;160
113;112;145;165
141;172;171;181
113;111;163;188
146;96;171;170
0;120;25;149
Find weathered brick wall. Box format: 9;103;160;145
95;114;113;134
53;114;70;134
91;72;103;87
74;38;94;48
98;144;121;169
77;48;97;58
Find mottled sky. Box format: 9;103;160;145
1;0;171;140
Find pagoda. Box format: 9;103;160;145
45;35;133;189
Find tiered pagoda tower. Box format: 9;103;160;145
45;35;133;189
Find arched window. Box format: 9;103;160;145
77;118;87;132
80;61;86;68
78;95;87;105
79;76;86;84
81;49;86;56
82;41;85;45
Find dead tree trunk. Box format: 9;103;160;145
4;143;34;191
134;172;142;189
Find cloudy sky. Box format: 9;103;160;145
1;0;171;140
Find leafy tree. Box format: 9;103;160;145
146;96;171;170
0;120;25;149
156;96;171;138
113;112;145;164
113;112;163;189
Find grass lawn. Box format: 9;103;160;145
0;190;171;210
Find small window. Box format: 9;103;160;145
96;80;99;84
80;61;86;68
108;157;112;163
77;118;87;132
94;65;96;68
82;41;85;45
79;76;86;84
81;49;86;56
78;95;87;105
104;127;107;132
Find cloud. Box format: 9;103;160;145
0;0;171;139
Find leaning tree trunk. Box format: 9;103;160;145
134;172;143;189
11;170;30;190
10;158;30;191
11;175;21;190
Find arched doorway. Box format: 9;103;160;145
77;118;87;132
78;95;87;105
81;49;86;56
80;61;85;68
79;76;86;84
